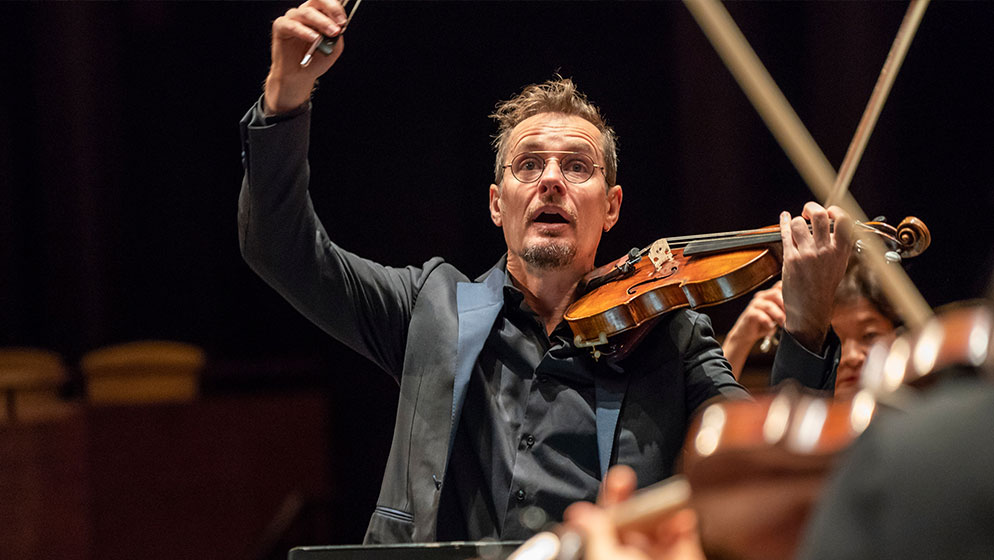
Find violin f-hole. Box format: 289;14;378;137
626;265;680;295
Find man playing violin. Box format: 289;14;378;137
239;0;853;544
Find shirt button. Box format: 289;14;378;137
524;434;536;448
516;489;526;502
537;375;550;384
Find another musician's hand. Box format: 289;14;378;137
723;281;784;379
779;202;853;353
597;463;638;506
265;0;348;114
564;501;652;560
564;466;705;560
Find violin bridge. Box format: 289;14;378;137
649;239;674;273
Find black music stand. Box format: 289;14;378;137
288;541;524;560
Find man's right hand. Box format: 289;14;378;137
264;0;348;115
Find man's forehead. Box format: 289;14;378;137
507;113;602;153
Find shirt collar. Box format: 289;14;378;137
501;267;581;350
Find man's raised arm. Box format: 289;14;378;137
237;1;432;377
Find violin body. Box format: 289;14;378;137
566;243;782;346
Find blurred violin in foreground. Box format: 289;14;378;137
510;301;994;560
860;302;993;398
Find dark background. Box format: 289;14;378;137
2;0;993;550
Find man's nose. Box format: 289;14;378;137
537;159;567;193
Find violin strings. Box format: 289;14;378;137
636;220;874;254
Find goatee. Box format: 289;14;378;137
521;242;576;269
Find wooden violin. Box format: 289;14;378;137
565;216;930;357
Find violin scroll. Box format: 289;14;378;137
895;216;930;258
857;216;931;259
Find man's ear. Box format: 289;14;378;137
489;184;503;227
604;184;623;232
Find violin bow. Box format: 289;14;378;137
682;0;934;330
824;1;930;209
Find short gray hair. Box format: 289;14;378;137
490;77;618;186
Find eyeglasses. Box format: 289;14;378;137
502;151;606;184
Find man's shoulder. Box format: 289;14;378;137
407;256;507;299
615;308;718;365
651;308;715;338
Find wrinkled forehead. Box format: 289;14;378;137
506;112;604;158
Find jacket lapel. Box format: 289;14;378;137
595;359;629;479
447;266;505;464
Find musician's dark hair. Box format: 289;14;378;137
835;257;903;327
490;76;618;187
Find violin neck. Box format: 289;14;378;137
678;220;858;257
681;231;782;256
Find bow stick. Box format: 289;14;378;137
682;0;933;330
826;0;929;208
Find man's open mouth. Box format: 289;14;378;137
533;212;570;224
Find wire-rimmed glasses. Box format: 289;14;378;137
502;151;606;184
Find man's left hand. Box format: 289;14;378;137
779;202;853;353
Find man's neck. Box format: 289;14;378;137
506;254;590;336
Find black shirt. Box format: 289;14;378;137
446;275;602;540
